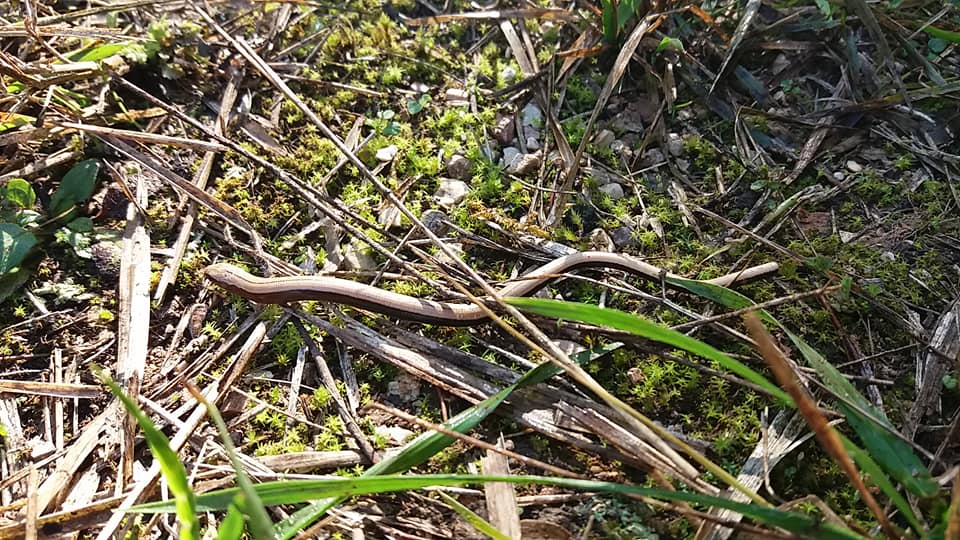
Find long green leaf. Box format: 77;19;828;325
133;474;862;540
435;490;510;540
273;345;618;538
196;388;275;538
668;277;939;499
96;369;199;540
506;297;792;404
840;434;922;533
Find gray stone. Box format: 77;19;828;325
521;102;543;127
640;148;665;168
846;160;863;173
434;178;470;209
612;226;636;248
342;240;377;271
445;154;472;179
598;182;624;200
587;167;616;186
593;129;616;148
525;136;540;150
502;146;521;168
506;151;541;175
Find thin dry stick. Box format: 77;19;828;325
743;312;899;539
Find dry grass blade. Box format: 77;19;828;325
0;380;100;399
547;15;660;225
403;8;579;26
482;445;522;540
742;312;900;539
56;122;228;153
708;0;760;95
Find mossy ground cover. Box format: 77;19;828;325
0;0;958;537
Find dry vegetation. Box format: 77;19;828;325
0;0;958;538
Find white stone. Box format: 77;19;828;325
833;171;845;181
342;240;377;271
846;160;863;172
434;178;470;209
444;88;470;106
375;145;399;162
375;425;415;445
500;65;517;84
666;133;684;157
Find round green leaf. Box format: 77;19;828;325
0;223;38;274
49;159;100;219
2;179;36;208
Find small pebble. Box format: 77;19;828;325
599;182;624;200
502;146;521;168
500;65;517;84
506;151;541;175
444;88;470;106
445;154;472;179
494;114;515;145
666;133;684;157
593;129;616;148
612;226;636;248
521;102;543;127
640;148;665;168
375;145;399;162
434;178;470;209
833;171;845;181
846;160;863;173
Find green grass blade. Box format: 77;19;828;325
505;297;792;404
667;277;939;498
135;474;862;540
839;434;923;533
96;369;199;540
216;498;246;540
193;386;275;539
274;345;618;539
788;330;938;498
435;490;510;540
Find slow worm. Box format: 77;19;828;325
204;252;779;326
